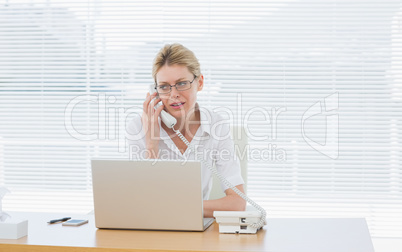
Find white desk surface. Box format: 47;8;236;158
0;212;374;252
265;217;374;252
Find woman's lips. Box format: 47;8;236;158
170;102;185;109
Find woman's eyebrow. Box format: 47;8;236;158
158;78;187;84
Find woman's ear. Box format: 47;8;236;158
197;74;204;91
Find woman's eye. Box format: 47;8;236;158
177;82;187;86
159;85;169;90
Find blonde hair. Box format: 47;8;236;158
152;43;201;83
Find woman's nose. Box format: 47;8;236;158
170;86;180;98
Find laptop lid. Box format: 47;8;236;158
91;159;213;231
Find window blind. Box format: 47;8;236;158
0;0;401;238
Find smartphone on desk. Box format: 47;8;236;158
62;219;88;226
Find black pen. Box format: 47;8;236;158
48;217;71;224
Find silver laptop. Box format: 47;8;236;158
91;159;214;231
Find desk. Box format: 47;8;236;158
0;212;374;252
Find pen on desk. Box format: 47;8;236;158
48;217;71;224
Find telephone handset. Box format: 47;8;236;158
147;84;266;230
149;85;177;128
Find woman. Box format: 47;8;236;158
127;43;246;217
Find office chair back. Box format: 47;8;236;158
208;125;248;200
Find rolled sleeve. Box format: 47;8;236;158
213;123;245;193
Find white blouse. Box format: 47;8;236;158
126;104;244;200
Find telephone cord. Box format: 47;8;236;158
173;127;266;229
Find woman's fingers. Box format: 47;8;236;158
145;94;162;125
154;103;165;119
143;92;158;113
149;97;161;112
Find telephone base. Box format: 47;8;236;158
213;211;265;234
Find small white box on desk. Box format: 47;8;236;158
0;217;28;239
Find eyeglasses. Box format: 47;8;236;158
155;76;197;94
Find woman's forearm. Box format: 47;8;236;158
203;185;246;218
